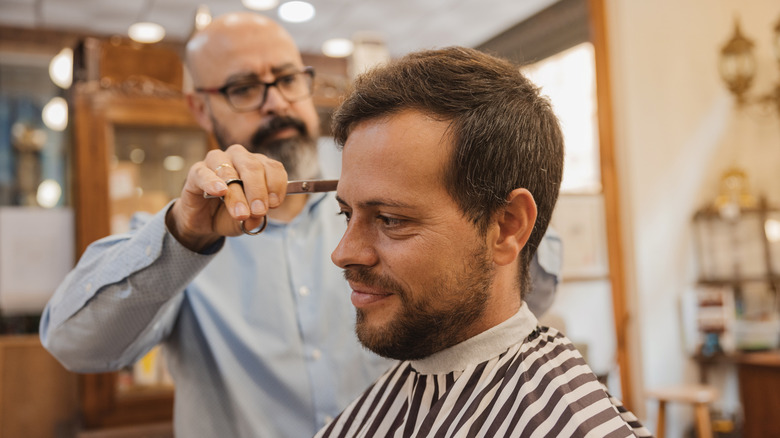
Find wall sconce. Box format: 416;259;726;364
718;15;780;114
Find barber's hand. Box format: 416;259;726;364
166;144;288;252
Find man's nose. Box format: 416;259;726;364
260;85;291;113
331;219;378;269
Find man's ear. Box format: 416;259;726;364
186;93;214;133
491;188;537;266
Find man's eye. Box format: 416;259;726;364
228;83;262;97
337;211;351;222
378;215;403;227
277;74;297;85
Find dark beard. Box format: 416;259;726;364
344;246;493;361
213;115;319;180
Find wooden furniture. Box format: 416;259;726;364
735;350;780;438
71;38;210;431
0;335;78;438
76;422;173;438
73;85;201;431
645;384;718;438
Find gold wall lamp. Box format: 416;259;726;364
718;15;780;113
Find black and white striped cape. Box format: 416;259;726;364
315;305;652;438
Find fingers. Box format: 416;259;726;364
203;144;288;222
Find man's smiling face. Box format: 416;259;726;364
331;109;500;360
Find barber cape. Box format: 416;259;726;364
315;304;651;438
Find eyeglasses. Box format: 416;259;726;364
195;67;315;112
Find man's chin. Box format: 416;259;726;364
355;310;429;361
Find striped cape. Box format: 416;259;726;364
315;306;651;437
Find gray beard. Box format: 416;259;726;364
257;136;320;181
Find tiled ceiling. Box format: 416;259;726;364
0;0;558;57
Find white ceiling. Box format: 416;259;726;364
0;0;558;57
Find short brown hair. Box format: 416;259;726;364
332;46;564;294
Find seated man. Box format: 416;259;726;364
316;47;650;437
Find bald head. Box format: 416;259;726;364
185;12;301;88
182;11;321;179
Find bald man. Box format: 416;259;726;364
41;13;391;437
40;12;561;438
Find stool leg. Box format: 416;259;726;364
693;402;713;438
656;400;666;438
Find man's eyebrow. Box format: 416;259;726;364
223;71;259;84
271;63;299;75
223;64;299;84
335;195;414;209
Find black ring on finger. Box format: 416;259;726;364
225;178;243;188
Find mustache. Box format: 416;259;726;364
250;115;309;149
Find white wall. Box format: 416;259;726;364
606;0;780;435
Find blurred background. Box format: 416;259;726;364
0;0;779;437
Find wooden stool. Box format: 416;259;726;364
646;384;718;438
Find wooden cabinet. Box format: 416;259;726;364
73;83;209;430
0;335;78;438
736;351;780;438
71;39;211;430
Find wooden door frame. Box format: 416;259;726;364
588;0;638;411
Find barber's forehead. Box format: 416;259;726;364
200;29;302;81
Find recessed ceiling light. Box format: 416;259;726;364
322;38;354;58
278;1;315;23
242;0;279;11
194;5;212;30
128;22;166;44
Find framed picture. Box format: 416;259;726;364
549;193;609;280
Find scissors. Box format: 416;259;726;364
203;179;338;235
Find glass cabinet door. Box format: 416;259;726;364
109;125;208;233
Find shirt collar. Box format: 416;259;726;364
409;302;538;375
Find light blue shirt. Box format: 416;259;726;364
40;193;392;438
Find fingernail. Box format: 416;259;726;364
251;200;266;215
212;181;227;193
234;203;249;217
269;193;280;207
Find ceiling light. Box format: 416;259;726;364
242;0;279;11
42;97;68;132
278;1;315;23
194;5;212;30
322;38;354;58
128;22;166;44
49;48;73;89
